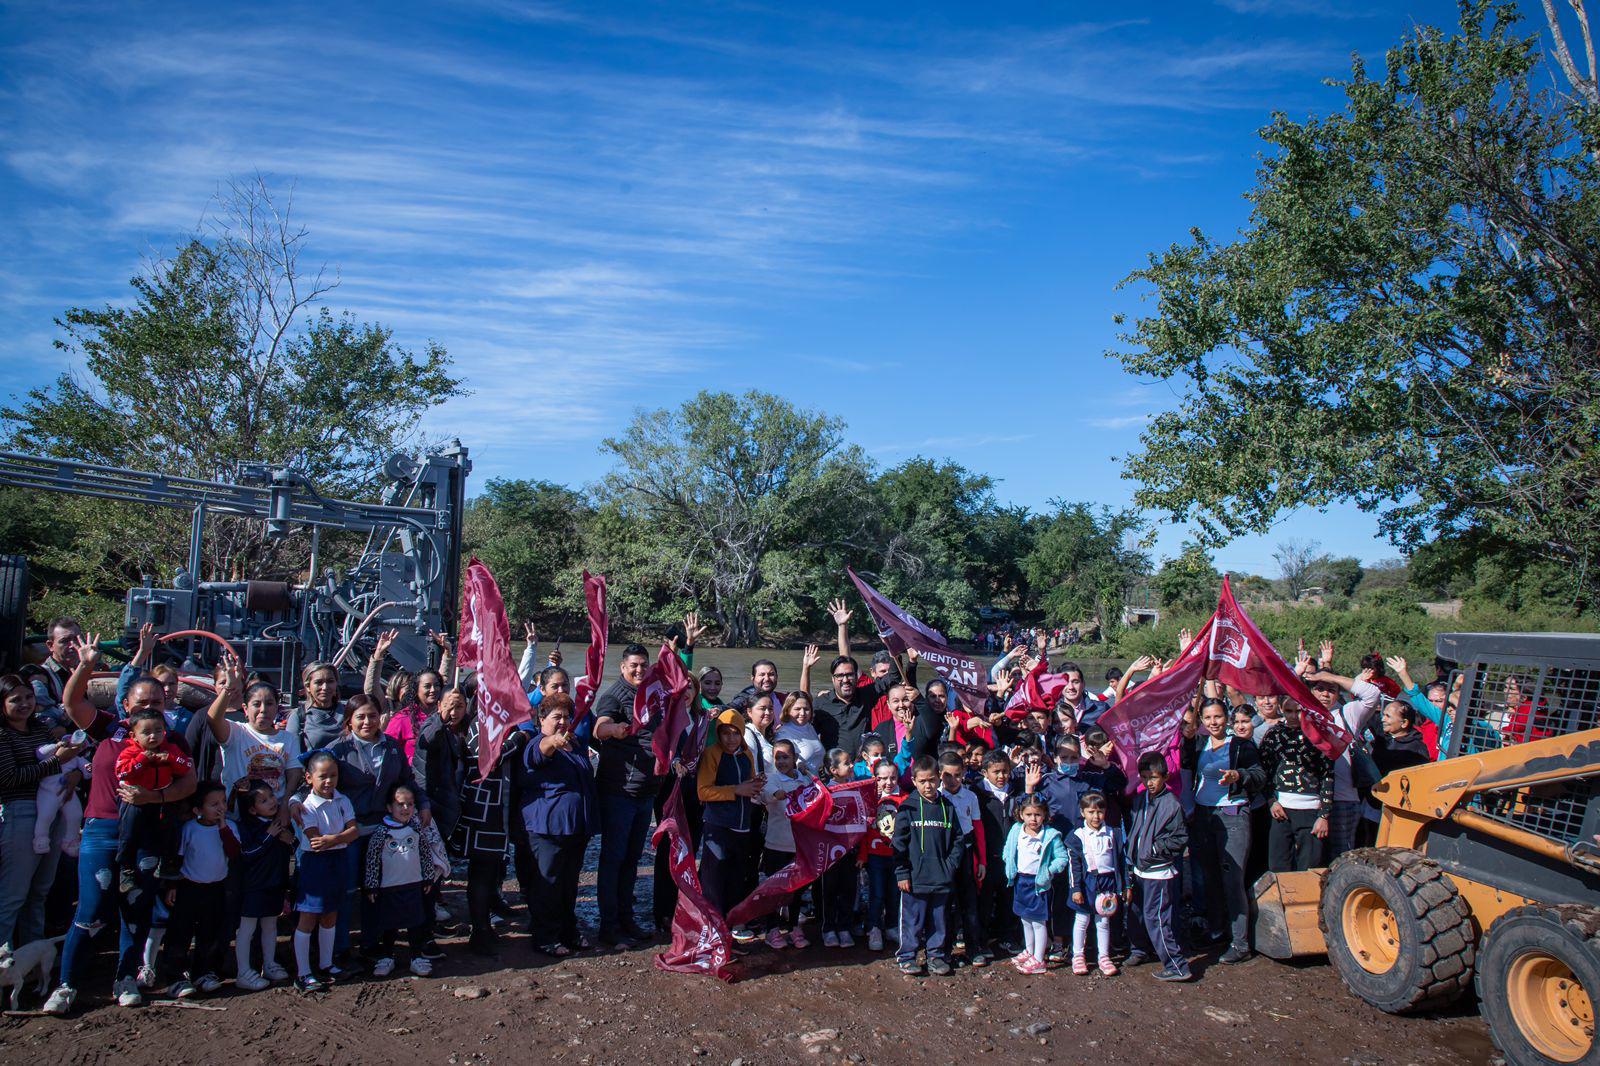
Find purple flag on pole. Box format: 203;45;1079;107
846;568;988;714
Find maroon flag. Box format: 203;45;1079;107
1004;658;1067;719
652;787;734;981
846;568;987;714
726;778;876;928
574;571;608;723
635;643;694;774
1098;624;1212;785
1207;576;1352;759
456;558;533;780
1100;576;1353;782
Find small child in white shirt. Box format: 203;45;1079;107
758;739;811;949
33;736;86;856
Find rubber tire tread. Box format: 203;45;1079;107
1475;904;1600;1066
1318;846;1477;1013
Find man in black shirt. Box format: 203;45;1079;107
813;598;915;757
591;644;657;946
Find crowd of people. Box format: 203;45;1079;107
0;601;1469;1012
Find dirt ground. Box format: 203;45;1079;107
2;864;1500;1066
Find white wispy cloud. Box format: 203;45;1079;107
1;2;1362;482
1087;413;1154;430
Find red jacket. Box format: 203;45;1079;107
115;740;194;791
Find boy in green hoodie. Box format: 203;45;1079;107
892;757;962;976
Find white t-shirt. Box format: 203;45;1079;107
295;791;355;851
179;819;230;884
941;784;979;836
760;770;806;853
222;720;302;798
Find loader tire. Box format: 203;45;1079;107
1477;905;1599;1065
1319;847;1476;1013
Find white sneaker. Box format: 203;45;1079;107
371;957;396;978
823;931;840;948
409;957;433;977
837;931;855;948
195;973;223;994
235;970;270;992
262;960;290;981
115;978;144;1007
43;985;75;1016
135;964;156;989
166;979;195;1000
868;928;884;951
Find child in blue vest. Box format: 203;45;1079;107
1066;791;1127;976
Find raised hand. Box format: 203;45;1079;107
802;644;821;669
221;653;246;696
1296;643;1313;675
136;622;159;664
1024;762;1044;793
1178;628;1194;653
827;599;852;627
905;647;919;664
374;629;398;660
1320;640;1335;666
684;612;708;647
523;621;537;645
76;633;102;669
429;629;453;650
1128;654;1155;674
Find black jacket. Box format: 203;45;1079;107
1126;789;1187;878
1180;735;1266;805
324;733;429;830
412;715;468;840
1372;730;1429;777
892;791;963;893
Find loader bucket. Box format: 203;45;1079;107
1253;870;1328;960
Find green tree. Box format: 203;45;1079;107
1320;556;1365;598
1109;1;1600;609
1019;502;1148;632
866;458;997;636
462;479;592;627
3;179;464;617
597;389;874;645
1152;541;1220;614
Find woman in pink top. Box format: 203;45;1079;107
384;668;445;762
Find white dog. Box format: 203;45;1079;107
0;935;65;1010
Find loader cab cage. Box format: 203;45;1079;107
1436;632;1600;852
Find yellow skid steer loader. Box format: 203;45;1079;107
1254;632;1600;1066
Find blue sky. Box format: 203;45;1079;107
1;0;1482;577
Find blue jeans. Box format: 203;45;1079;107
864;854;899;932
0;799;61;949
596;792;654;932
60;818;157;988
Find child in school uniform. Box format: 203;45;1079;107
291;751;359;993
892;756;962;977
233;779;294;990
1003;797;1068;975
976;750;1015;954
1066;791;1127;976
938;750;988;967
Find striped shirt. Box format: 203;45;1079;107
0;716;62;803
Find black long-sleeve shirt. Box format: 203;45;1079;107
0;716;61;803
